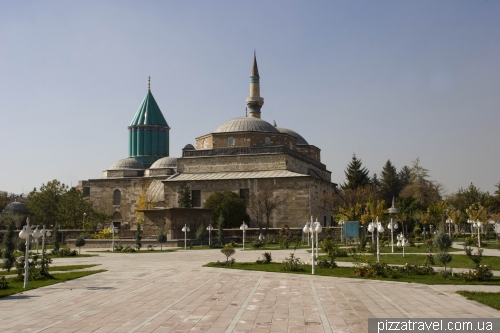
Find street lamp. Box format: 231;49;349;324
387;197;399;253
18;217;32;289
182;224;190;250
110;223;118;252
387;220;398;253
32;226;42;254
240;222;248;250
468;219;483;249
40;225;51;267
446;218;453;237
396;232;409;257
83;212;87;228
338;219;345;243
367;217;384;263
303;216;321;275
206;224;214;246
313;218;322;259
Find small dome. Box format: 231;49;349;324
183;144;195;150
109;158;145;170
276;127;309;145
2;201;29;215
150;157;177;169
215;117;280;133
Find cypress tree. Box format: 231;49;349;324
398;165;411;189
341;154;370;190
2;219;16;272
371;173;381;193
380;160;401;202
177;183;192;208
216;215;225;246
135;223;142;250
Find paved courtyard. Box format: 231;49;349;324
1;248;500;333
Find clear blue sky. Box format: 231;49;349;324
1;1;499;195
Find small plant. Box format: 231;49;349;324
220;245;235;265
256;252;272;264
121;246;136;253
157;230;167;250
436;252;452;271
354;261;397;278
74;237;86;254
357;235;368;252
281;253;305;272
0;276;9;289
135;223;142;251
195;224;206;248
147;245;154;251
52;248;77;257
424;239;433;254
456;242;494;281
423;254;435;266
114;243;124;252
397;263;434;276
252;241;264;249
439;269;453;279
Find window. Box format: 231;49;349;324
239;188;250;206
323;216;327;227
191;190;201;207
265;137;271;146
227;137;234;146
113;189;121;205
202;139;207;149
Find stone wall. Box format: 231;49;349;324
88;177;154;230
163;176;336;229
141;208;212;239
197;132;297;151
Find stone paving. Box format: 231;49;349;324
1;247;500;333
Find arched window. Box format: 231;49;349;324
289;141;293;149
227;137;234;146
264;137;271;146
113;189;121;205
202;139;207;149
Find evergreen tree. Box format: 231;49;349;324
26;180;68;227
341;154;370;190
398;165;411;188
216;215;225;246
135;223;142;250
157;229;167;250
495;181;500;196
74;237;86;254
177;183;192;208
370;173;381;193
380;160;401;203
204;191;249;228
2;219;16;272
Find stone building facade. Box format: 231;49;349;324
82;54;338;237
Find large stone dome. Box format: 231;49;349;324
150;157;177;169
276;127;309;145
109;158;145;170
215;117;280;133
2;201;29;214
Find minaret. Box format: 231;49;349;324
246;51;264;118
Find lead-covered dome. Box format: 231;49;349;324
215;117;280;133
150;157;177;169
2;201;29;214
109;158;145;170
276;127;309;145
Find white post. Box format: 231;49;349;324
376;228;380;263
112;227;115;252
478;222;481;249
184;224;187;250
209;228;211;246
24;218;31;289
390;219;394;253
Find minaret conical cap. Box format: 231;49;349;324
251;50;260;78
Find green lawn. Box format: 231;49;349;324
328;253;500;270
456;291;500;310
0;270;106;298
204;262;500;285
0;264;100;276
88;249;177;254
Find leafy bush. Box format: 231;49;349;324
455;243;493;281
147;245;154;251
121;246;136;253
433;229;452;252
357;236;368;252
436;251;452;271
0;276;9;289
423;254;435;266
220;245;236;265
51;248;77;257
252;241;264;249
281;253;305;272
397;263;434;275
354;261;397;278
256;252;272;264
439;269;453;279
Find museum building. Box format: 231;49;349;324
81;54;337;238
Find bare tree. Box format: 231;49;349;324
249;187;286;231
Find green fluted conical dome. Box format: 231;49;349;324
130;91;169;127
128;88;170;166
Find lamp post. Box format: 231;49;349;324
446;218;453;237
18;217;32;289
303;216;321;275
32;225;42;254
367;217;384;263
182;224;190;250
387;220;398;253
468;219;482;249
338;219;345;243
83;212;87;228
240;222;248;250
387;197;399;253
313;218;322;259
396;232;409;257
110;223;118;252
206;224;214;246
